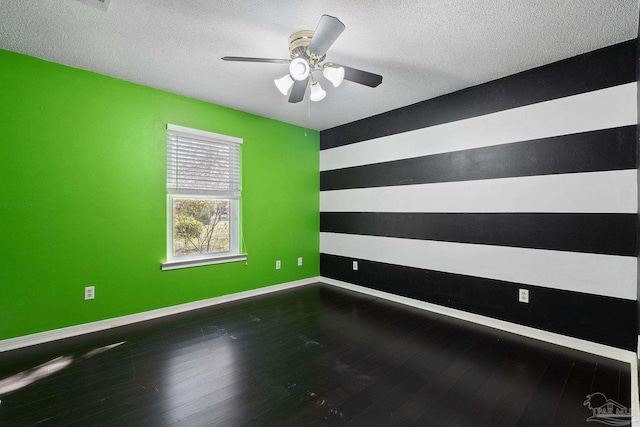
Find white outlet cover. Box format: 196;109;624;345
85;286;95;300
276;260;281;270
519;289;529;303
353;261;358;271
298;257;303;266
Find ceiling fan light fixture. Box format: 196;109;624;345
322;65;345;87
274;74;294;95
289;57;310;81
223;15;383;104
310;81;327;102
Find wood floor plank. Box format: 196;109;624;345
377;332;483;427
345;331;484;426
591;363;622;403
445;342;529;426
490;347;555;427
513;353;574;426
619;367;631;407
551;363;597;426
408;334;517;426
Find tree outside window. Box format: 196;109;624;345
173;198;230;256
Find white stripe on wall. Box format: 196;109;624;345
320;233;637;300
320;170;637;213
320;83;637;171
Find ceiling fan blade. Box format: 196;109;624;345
222;56;290;64
307;15;345;58
330;63;383;87
288;77;309;103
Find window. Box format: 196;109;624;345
162;124;245;270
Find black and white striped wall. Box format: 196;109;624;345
320;40;638;351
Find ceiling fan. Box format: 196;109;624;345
222;15;383;103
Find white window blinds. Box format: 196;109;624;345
167;124;242;197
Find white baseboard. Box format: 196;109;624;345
632;358;639;426
320;276;640;424
0;277;319;353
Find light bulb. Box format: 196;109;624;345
274;74;294;95
322;65;345;87
310;81;326;102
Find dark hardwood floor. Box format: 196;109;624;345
0;284;631;426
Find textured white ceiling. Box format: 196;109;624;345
0;1;637;130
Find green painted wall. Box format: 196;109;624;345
0;49;320;341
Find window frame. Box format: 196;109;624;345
161;124;246;271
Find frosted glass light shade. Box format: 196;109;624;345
274;74;294;95
322;65;345;87
310;81;326;102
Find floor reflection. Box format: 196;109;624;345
0;341;125;395
161;332;240;424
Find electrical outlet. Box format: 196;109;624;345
298;257;303;266
85;286;95;300
276;260;281;270
518;289;529;303
353;261;358;271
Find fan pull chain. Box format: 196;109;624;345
304;94;311;137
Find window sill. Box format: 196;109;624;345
162;254;247;271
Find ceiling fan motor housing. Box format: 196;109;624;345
288;30;325;63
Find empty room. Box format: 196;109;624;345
0;1;639;426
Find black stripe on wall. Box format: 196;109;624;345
321;39;637;150
320;213;638;257
321;125;636;190
320;253;637;350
